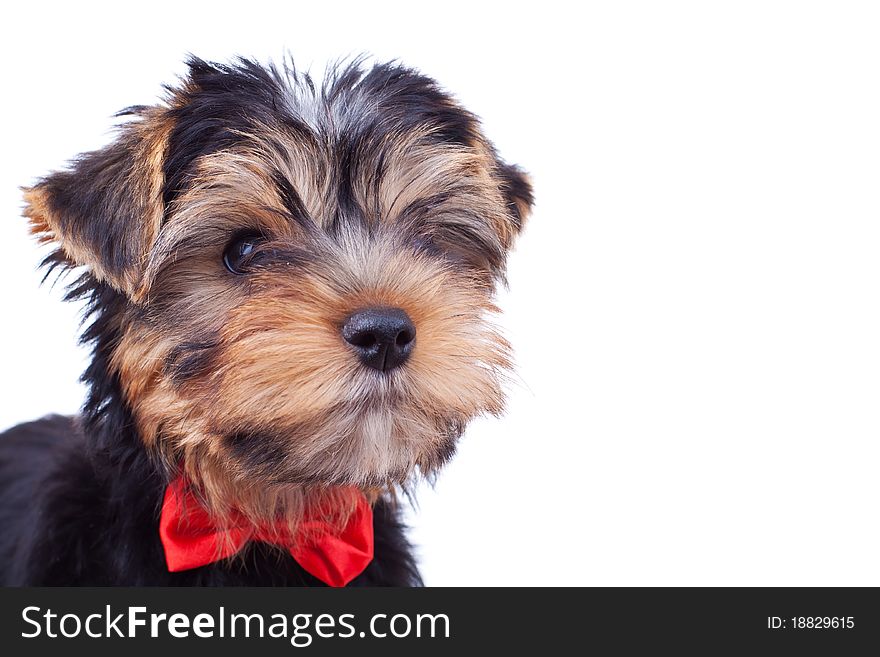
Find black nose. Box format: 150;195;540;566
342;307;416;372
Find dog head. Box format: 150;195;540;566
24;57;532;518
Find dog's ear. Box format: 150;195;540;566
496;161;534;236
22;107;173;300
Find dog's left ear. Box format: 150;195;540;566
22;107;172;300
496;161;534;237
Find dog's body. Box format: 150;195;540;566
0;57;531;586
0;416;418;585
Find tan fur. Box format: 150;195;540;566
111;226;510;527
25;70;530;537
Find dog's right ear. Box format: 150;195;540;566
22;107;173;301
496;162;534;236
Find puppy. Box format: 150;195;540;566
0;57;532;585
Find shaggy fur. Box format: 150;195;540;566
0;57;532;585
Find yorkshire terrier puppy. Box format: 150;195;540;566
0;57;532;585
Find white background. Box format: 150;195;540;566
2;1;879;585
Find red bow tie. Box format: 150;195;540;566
159;477;374;587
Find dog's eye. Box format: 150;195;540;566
223;234;261;274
